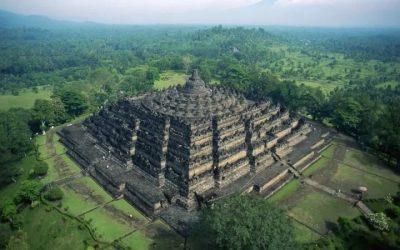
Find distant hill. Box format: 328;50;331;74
0;9;98;29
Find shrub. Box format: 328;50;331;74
366;212;390;231
32;161;49;177
0;199;16;222
45;188;64;201
14;180;43;204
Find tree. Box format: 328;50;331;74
0;111;33;187
330;96;363;135
0;199;17;223
199;195;296;250
14;180;43;204
60;90;88;117
31;98;67;133
0;223;13;249
6;230;28;250
31;161;49;177
45;188;64;201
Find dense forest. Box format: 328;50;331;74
0;17;400;249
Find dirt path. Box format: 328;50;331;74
45;130;74;178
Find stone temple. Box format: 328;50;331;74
59;70;333;233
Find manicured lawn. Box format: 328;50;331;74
268;180;301;203
288;192;361;233
121;230;154;250
332;163;400;198
153;71;187;90
0;88;52;111
79;177;114;202
60;186;100;216
41;157;59;184
302;157;330;176
327;148;400;198
84;207;133;242
60;177;113;216
121;220;183;250
145;220;184;250
108;199;148;224
53;133;68;155
292;220;321;244
343;149;400;182
321;143;337;159
21;204;100;250
59;153;82;173
35;135;46;147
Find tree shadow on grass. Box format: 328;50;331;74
147;223;185;250
324;220;338;234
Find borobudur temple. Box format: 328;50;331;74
59;70;334;232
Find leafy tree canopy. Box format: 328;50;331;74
199;195;296;250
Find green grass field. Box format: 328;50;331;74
20;204;101;250
153;71;187;90
292;220;321;244
330;149;400;198
0;88;52;111
83;207;133;242
288;192;361;233
296;80;340;94
302;157;330;176
321;143;337;159
108;199;148;224
60;186;101;216
268;180;301;203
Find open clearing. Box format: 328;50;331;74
153;71;187;90
0;87;52;110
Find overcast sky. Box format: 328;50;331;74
1;0;400;27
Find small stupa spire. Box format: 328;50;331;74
190;69;200;80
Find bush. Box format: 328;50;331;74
366;212;390;231
14;180;43;204
31;161;48;177
45;188;64;201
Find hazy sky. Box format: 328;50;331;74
1;0;400;27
